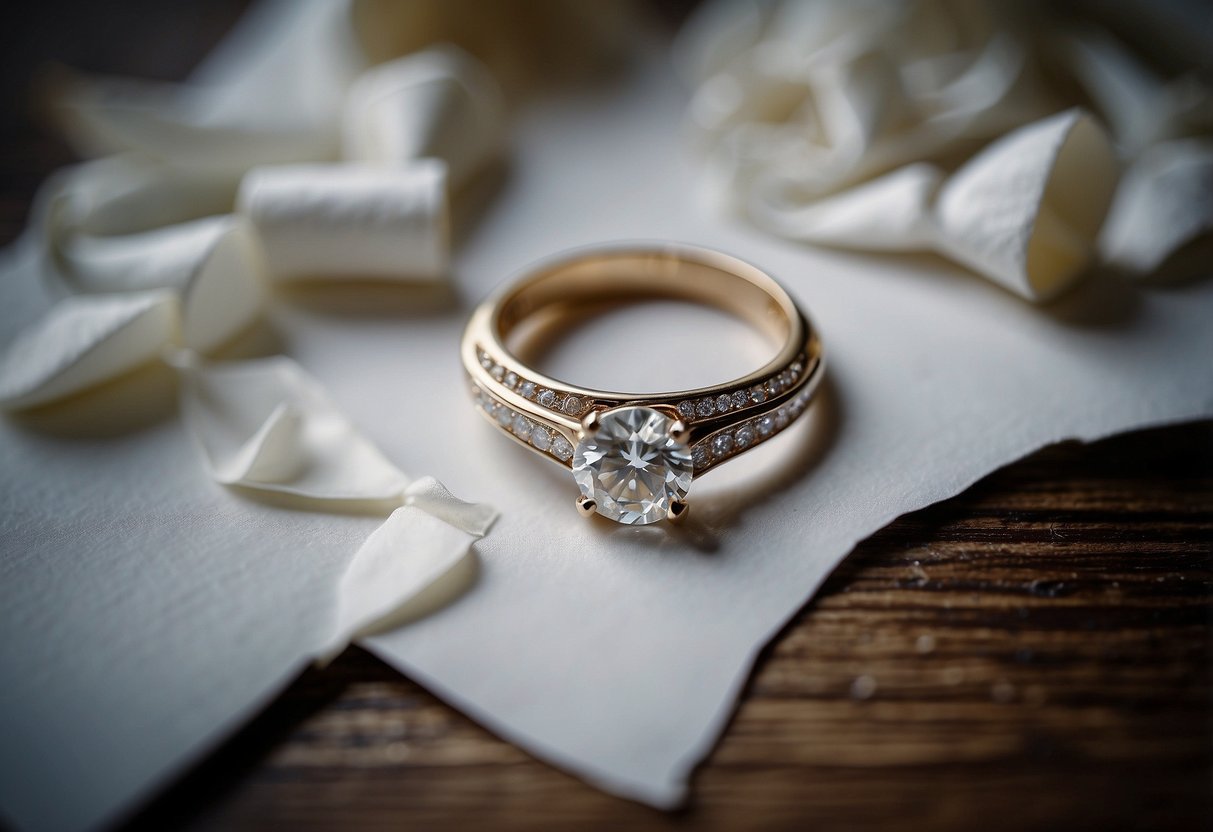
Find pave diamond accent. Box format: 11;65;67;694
472;343;818;478
573;407;692;525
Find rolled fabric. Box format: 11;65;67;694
0;291;178;410
934;109;1119;302
343;44;505;188
236;160;449;281
1100;139;1213;280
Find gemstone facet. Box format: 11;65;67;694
572;406;693;525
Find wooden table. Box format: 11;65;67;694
3;4;1211;830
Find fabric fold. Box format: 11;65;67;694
0;291;178;410
342;44;506;188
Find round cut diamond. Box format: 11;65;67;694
551;435;574;461
695;398;715;418
732;390;749;409
537;389;556;408
711;433;734;458
678;400;696;420
531;427;552;451
512;413;534;438
573;406;693;525
715;394;732;413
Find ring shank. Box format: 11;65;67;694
494;249;796;347
462;244;824;475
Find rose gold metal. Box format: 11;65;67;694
461;243;825;485
666;498;689;524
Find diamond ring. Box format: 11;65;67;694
461;244;825;525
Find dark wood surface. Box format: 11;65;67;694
3;4;1211;831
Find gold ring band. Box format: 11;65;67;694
461;244;825;525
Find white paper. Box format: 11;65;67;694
2;21;1213;832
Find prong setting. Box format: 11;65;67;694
579;410;601;440
669;419;689;444
667;499;689;523
576;495;597;517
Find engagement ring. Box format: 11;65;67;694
461;245;825;525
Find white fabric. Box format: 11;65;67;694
677;0;1213;294
750;110;1121;300
342;45;506;187
0;291;178;409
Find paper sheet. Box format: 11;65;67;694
2;27;1212;832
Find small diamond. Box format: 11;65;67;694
537;389;556;407
479;351;493;369
735;425;755;449
519;380;537;399
750;386;767;404
563;395;583;415
496;407;513;427
711;433;734;458
775;407;790;429
757;415;776;436
504;371;518;389
678;401;696;420
732;390;748;409
780;370;794;388
491;365;505;382
791;361;803;376
551;435;574;461
696;398;715;418
715;394;731;413
692;444;710;469
767;378;781;397
512;413;534;439
531;427;552;451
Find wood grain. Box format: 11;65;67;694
121;422;1213;832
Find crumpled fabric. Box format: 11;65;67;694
676;0;1213;299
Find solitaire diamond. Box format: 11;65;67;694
572;406;693;525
